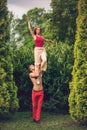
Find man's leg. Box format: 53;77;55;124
36;90;44;121
32;90;38;121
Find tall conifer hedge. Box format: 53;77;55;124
0;0;19;115
69;0;87;122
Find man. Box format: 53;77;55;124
29;65;44;123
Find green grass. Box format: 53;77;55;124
0;111;87;130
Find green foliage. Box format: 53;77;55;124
11;7;74;112
50;0;78;44
14;8;53;47
0;0;9;42
0;0;19;115
13;45;34;111
27;8;46;27
9;7;54;111
43;42;73;112
13;42;73;112
14;8;46;46
0;46;19;115
69;0;87;123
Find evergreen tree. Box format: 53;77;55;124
69;0;87;123
0;0;19;115
0;0;9;42
50;0;78;44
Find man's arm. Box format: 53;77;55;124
29;72;39;78
29;74;37;85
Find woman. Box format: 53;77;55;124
26;16;53;83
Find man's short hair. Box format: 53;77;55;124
29;64;34;71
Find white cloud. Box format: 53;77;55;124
7;4;28;18
7;0;51;18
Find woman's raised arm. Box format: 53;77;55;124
25;16;35;39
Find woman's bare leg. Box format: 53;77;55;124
35;65;41;84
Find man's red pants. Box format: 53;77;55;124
32;89;44;121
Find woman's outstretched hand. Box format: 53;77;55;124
45;39;54;44
25;16;30;23
25;15;35;37
50;40;54;44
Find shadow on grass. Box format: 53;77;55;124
0;111;31;122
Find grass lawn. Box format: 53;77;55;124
0;111;87;130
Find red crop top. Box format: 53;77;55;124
35;36;44;47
